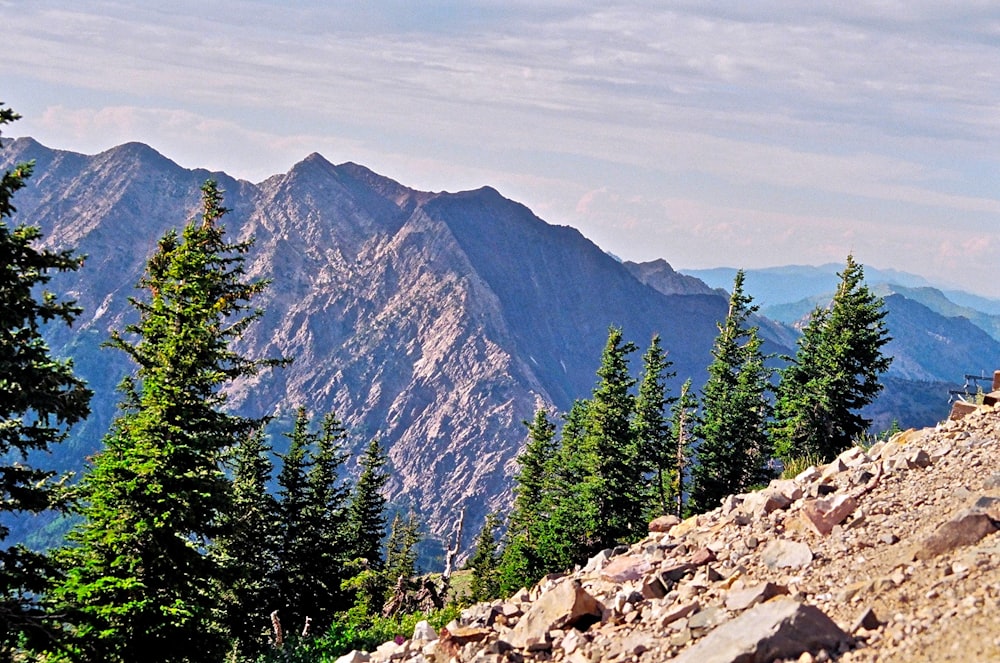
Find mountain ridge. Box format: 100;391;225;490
2;138;733;548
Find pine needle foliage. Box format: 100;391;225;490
772;255;892;462
51;181;284;663
689;270;773;514
0;103;91;656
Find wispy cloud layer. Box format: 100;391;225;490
5;1;1000;295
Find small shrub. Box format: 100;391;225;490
780;454;822;480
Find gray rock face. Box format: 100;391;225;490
673;598;849;663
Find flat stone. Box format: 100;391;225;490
914;508;1000;560
688;605;727;631
821;458;848;481
600;554;651;583
800;494;859;536
949;400;978;420
762;539;813;570
662;562;697;582
672;598;849;663
795;466;821;483
440;624;492;646
769;479;804;501
504;579;603;650
658;600;700;628
650;514;682;532
725;582;790;612
838;446;870;468
690;547;717;566
743;490;793;516
670;515;701;538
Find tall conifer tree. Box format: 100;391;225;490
52;181;281;663
345;439;389;568
582;326;641;549
772;255;892;461
0;103;91;655
274;408;315;634
689;271;772;514
214;427;279;660
633;334;675;517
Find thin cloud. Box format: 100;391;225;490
5;1;1000;295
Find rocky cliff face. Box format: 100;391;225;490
2;139;734;546
360;394;1000;663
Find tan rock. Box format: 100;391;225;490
657;600;700;628
672;598;849;663
670;515;701;538
762;539;813;569
600;555;651;583
650;514;682;532
504;579;603;650
800;494;859;536
724;581;790;611
914;506;1000;560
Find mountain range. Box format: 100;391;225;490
4;138;998;557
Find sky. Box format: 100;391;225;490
5;1;1000;297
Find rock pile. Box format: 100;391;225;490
340;400;1000;663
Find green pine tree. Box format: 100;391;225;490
772;255;892;461
214;426;280;661
274;408;316;635
467;513;501;602
540;399;595;572
345;438;389;570
51;181;282;663
632;334;675;518
0;103;92;656
581;326;641;550
689;271;773;514
497;409;558;594
303;411;352;622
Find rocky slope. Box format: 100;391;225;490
358;389;1000;662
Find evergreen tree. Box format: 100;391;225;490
274;408;315;635
772;255;892;461
581;326;641;550
273;408;352;632
0;103;91;655
497;409;559;594
345;439;389;568
52;181;282;663
303;411;351;621
689;271;772;514
214;427;279;661
632;334;675;517
382;510;421;612
467;513;501;603
539;400;594;574
668;379;697;518
505;410;557;540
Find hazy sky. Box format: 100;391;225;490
5;1;1000;297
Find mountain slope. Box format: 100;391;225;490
2;139;735;547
